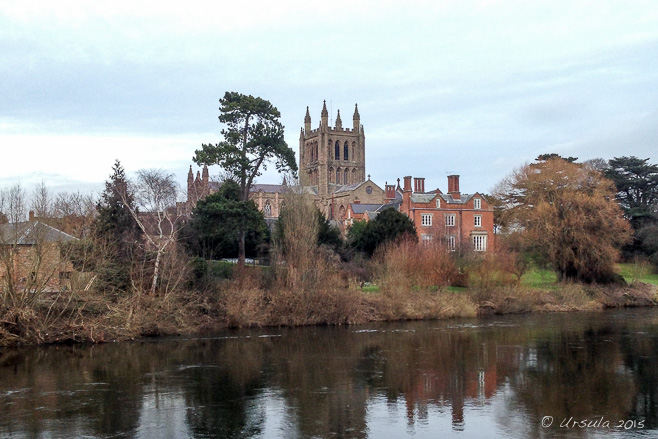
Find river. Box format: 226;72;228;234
2;308;658;438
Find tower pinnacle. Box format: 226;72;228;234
304;106;311;132
321;100;328;129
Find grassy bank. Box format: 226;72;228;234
4;240;658;347
1;265;656;347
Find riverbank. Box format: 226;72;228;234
2;275;656;347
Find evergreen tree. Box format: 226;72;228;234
604;156;658;228
182;181;267;260
350;208;417;257
92;160;142;295
194;92;297;267
604;156;658;265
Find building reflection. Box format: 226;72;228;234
2;312;658;438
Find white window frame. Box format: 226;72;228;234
474;198;481;210
436;198;441;208
421;233;433;247
473;235;487;251
421;213;433;227
474;214;482;227
445;214;455;227
447;235;456;252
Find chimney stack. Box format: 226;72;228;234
402;176;412;216
448;175;460;200
403;176;412;192
29;210;35;222
413;177;425;193
385;183;396;200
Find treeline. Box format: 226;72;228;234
1;153;657;346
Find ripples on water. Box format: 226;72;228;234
2;309;658;438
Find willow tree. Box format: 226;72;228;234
494;157;631;283
193;92;297;267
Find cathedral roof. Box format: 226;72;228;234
250;184;290;194
334;181;365;193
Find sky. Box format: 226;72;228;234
1;0;657;198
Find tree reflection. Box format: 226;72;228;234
2;311;658;438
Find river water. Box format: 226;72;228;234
2;308;658;438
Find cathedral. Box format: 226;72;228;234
185;101;386;223
298;101;386;220
184;101;494;251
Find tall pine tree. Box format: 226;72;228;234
92;160;142;295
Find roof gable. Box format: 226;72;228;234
0;221;77;245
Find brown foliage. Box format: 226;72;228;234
494;157;632;283
373;237;458;290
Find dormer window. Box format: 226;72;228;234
436;198;441;209
474;198;481;209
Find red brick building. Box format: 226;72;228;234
398;175;494;252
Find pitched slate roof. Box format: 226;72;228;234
250;184;290;193
334;181;367;193
349;202;399;220
350;203;385;215
410;193;438;204
438;193;475;204
0;221;77;245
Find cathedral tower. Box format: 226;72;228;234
299;102;366;196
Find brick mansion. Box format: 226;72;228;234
187;101;494;252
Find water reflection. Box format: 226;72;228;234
2;309;658;438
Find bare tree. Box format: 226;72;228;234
118;169;187;295
31;181;53;219
53;191;97;238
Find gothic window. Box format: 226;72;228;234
264;200;272;217
310;144;314;162
315;142;318;162
336;167;341;184
335;140;340;160
329;167;334;183
352;168;356;182
344;168;349;184
344;141;349;161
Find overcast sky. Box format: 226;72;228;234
1;0;657;197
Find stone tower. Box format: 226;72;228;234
299;101;366;196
